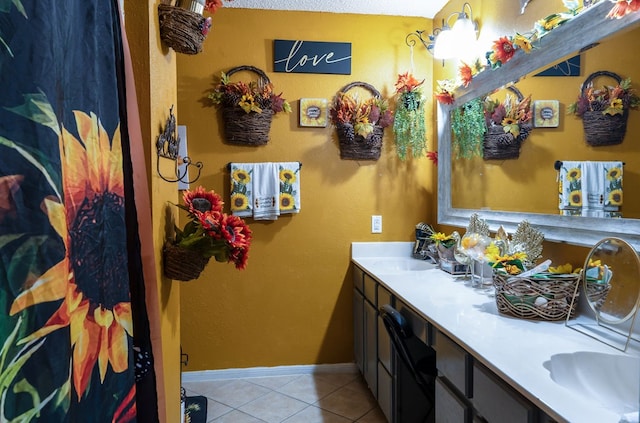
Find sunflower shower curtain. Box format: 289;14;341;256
0;1;159;422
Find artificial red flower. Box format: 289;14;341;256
459;63;474;88
426;151;438;165
607;0;640;18
394;72;424;93
491;36;516;65
435;91;455;105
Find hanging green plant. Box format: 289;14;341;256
451;98;486;159
392;72;427;160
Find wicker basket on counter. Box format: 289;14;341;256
493;272;581;321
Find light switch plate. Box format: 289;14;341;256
371;215;382;233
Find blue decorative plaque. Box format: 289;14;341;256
535;55;581;77
273;40;352;75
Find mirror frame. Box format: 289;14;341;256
438;2;640;251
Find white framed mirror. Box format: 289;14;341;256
437;2;640;251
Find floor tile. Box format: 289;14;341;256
247;374;303;390
238;391;308;423
314;383;378;420
311;372;359;388
209;409;265;423
283;405;352;423
355;405;388;423
204;398;234;421
276;374;340;404
198;379;272;408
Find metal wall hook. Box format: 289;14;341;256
156;105;203;184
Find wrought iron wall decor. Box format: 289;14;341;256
156;105;202;184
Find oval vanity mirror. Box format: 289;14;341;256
583;237;640;325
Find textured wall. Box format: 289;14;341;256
176;9;436;370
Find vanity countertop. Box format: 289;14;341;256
352;242;640;423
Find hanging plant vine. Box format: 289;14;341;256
451;98;486;159
392;72;427;160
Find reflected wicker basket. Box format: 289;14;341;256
579;71;629;146
483;86;532;160
219;65;274;146
493;272;581;321
333;82;385;161
163;243;210;281
158;2;209;55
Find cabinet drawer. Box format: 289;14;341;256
377;362;393;423
396;300;428;344
353;264;364;293
435;376;472;423
364;273;376;304
472;362;536;423
435;330;472;398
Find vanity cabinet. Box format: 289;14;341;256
353;261;560;423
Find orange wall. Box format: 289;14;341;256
176;9;436;370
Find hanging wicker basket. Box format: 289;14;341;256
219;65;274;146
158;2;210;55
579;71;629;147
163;242;210;281
333;82;385;161
483;86;532;160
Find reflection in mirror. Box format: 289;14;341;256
584;238;640;325
438;2;640;250
567;237;640;352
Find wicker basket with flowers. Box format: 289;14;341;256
208;65;291;146
483;85;532;160
568;70;639;146
329;81;393;160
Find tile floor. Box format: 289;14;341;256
182;371;387;423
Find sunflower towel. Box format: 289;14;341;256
230;162;301;219
558;160;623;216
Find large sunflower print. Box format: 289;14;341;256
9;111;133;400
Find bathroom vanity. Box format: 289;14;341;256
352;242;640;423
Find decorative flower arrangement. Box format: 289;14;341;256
392;72;427;160
435;79;456;105
430;232;457;249
171;186;252;270
329;90;393;138
484;91;533;138
208;72;291;115
607;0;640;19
568;76;640;117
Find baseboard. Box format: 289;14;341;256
181;362;358;383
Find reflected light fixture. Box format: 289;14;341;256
406;2;479;62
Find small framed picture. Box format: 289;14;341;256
533;100;560;128
299;98;328;127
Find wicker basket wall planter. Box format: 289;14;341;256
158;1;211;55
330;82;391;161
210;65;288;146
163;242;211;281
483;86;532;160
578;71;630;147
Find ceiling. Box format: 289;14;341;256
222;0;450;18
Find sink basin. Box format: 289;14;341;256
356;257;435;273
547;351;640;416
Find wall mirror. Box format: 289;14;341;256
437;2;640;251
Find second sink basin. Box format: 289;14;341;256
546;351;640;416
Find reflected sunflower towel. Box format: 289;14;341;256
558;161;583;210
603;161;623;210
278;162;301;214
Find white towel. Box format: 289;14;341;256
252;162;280;220
229;163;253;217
278;162;301;214
582;161;605;212
602;161;623;210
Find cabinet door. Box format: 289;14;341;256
435;377;472;423
377;361;393;423
472;362;536;423
364;299;378;398
353;288;364;373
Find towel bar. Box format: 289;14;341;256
554;160;624;170
226;161;302;171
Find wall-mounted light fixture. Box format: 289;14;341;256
405;2;479;62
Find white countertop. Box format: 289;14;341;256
352;242;640;423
